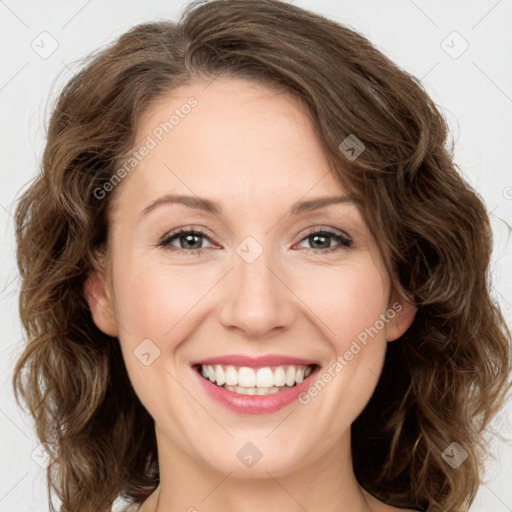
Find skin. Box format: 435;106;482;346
84;77;417;512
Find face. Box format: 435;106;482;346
85;76;415;478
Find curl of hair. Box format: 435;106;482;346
12;1;511;511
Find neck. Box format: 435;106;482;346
143;426;373;512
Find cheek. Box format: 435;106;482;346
111;262;209;419
293;259;389;345
115;250;389;351
115;257;216;342
295;263;390;433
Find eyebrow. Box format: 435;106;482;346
139;193;354;218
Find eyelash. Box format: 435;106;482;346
156;226;352;256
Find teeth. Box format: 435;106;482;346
239;367;256;387
215;365;226;386
274;366;286;386
199;363;314;389
225;384;286;395
256;367;274;387
225;365;238;385
285;366;296;386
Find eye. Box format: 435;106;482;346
157;228;215;255
294;228;352;253
157;226;352;256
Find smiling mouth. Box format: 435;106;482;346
193;363;318;395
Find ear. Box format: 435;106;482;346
83;261;119;338
385;291;417;342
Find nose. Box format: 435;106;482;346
217;241;296;339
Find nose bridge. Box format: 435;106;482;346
218;234;294;337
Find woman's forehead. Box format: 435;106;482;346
113;77;351;217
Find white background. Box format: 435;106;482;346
0;0;511;510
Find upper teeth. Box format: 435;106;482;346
200;364;313;388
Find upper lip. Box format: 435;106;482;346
190;354;319;368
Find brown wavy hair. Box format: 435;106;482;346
12;0;511;511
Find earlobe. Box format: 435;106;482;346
83;269;119;338
386;293;417;342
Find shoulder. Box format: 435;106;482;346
361;488;425;512
373;503;423;512
111;501;141;512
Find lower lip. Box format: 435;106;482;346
193;366;318;414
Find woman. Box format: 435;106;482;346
12;0;511;511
